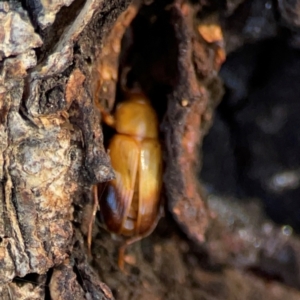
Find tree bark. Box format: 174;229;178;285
1;0;300;299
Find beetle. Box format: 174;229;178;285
92;91;163;270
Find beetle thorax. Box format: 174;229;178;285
115;95;158;139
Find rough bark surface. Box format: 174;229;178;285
0;0;126;298
1;0;300;299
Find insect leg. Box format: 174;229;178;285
87;185;99;256
118;212;162;272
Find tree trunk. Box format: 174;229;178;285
1;0;300;299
